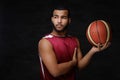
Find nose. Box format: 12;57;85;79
58;18;62;23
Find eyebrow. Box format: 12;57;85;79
53;14;58;16
53;14;68;17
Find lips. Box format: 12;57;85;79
56;24;63;27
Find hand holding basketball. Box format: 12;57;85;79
86;20;112;47
91;42;111;53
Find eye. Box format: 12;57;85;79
53;16;58;19
62;16;68;19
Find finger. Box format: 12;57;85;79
74;48;77;53
97;43;101;51
73;48;77;58
101;42;110;50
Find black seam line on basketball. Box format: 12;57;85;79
96;20;101;43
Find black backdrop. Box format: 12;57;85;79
0;0;120;80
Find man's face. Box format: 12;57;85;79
51;10;71;32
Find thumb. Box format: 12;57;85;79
73;48;77;58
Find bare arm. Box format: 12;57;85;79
38;38;77;77
76;38;110;70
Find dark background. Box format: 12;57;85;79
0;0;120;80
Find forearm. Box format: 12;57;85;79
78;49;95;70
51;60;75;77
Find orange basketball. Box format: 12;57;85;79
86;20;112;47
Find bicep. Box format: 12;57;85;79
38;39;58;74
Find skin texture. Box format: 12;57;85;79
38;9;110;77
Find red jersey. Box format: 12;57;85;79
39;34;78;80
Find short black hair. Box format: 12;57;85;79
50;4;71;18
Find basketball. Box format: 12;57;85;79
86;20;112;47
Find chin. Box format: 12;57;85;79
54;26;68;32
55;28;64;32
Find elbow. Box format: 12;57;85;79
52;73;59;77
50;70;61;77
78;64;87;71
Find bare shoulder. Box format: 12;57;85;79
38;38;52;48
39;38;48;44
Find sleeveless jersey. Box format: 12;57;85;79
39;34;78;80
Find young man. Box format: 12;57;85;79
38;5;110;80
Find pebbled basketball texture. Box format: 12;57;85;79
86;20;112;47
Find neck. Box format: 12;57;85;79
51;30;67;37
